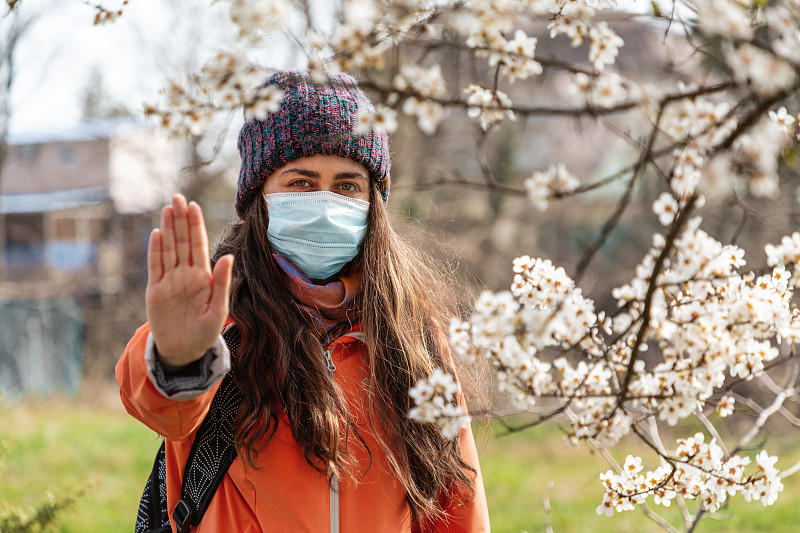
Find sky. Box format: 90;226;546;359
7;0;239;135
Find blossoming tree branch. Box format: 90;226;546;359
83;0;800;530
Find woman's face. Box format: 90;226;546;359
261;154;371;202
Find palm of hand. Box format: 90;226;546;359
146;194;233;368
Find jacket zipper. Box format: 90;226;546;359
320;342;339;533
330;473;340;533
322;345;336;374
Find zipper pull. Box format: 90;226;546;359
322;346;336;374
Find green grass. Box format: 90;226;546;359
0;393;160;532
1;394;799;532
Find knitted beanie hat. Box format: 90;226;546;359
236;70;391;218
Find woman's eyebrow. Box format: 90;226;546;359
279;168;319;178
279;169;368;181
333;172;369;181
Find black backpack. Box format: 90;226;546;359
135;328;241;533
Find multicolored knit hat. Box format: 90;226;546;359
236;70;391;218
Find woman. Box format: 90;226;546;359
117;70;490;532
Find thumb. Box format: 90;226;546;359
209;254;233;314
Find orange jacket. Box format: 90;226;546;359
116;323;491;532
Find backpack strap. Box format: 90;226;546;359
135;440;171;533
172;326;242;533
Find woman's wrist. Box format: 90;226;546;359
145;333;231;399
154;344;207;374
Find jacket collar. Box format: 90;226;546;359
328;323;364;348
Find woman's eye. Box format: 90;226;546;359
339;182;358;192
290;179;310;187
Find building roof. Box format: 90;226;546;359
0;186;107;214
7;117;139;146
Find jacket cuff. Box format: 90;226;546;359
145;333;230;400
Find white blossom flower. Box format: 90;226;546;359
588;21;624;71
185;109;212;136
717;394;735;417
653;192;678;226
202;50;253;93
226;0;290;38
768;106;796;134
765;4;799;37
771;29;800;63
595;497;615;517
498;29;543;82
766;232;800;268
699;155;734;199
733;118;790;198
504;29;537;59
354;104;398;135
437;403;471;439
672;161;702;199
592;72;629;107
725;43;797;97
464;85;516;131
243;85;284;121
696;0;754;41
405;98;445;135
570;72;593;99
523;164;580;211
408;369;469;439
598;433;782;513
394;64;447;99
549;4;594;46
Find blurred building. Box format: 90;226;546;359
0;118;184;397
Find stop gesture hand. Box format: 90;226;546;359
145;194;234;370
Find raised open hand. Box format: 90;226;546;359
145;194;233;370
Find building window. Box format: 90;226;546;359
14;144;39;162
4;214;45;268
58;147;77;165
54;217;77;240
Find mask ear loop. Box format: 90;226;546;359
348;184;378;278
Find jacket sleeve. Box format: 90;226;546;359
115;322;228;441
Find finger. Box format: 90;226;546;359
188;201;210;272
209;254;233;315
161;205;177;272
172;194;191;266
146;229;164;284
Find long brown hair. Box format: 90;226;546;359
212;183;475;523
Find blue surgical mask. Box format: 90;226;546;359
264;191;370;281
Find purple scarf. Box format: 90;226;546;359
273;254;361;345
